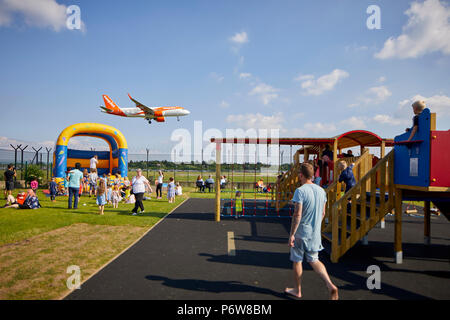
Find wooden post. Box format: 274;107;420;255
430;113;436;131
424;201;431;245
333;139;338;182
215;142;222;222
380;140;386;228
394;187;403;264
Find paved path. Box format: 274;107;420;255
66;199;450;300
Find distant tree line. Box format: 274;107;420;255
128;160;292;172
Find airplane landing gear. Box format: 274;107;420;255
147;119;152;124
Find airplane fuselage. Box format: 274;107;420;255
102;107;189;118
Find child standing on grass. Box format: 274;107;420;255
235;190;242;217
175;182;182;196
106;183;113;205
96;179;107;215
49;177;58;202
167;177;175;203
111;184;121;209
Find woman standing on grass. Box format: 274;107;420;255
156;170;164;199
131;169;152;216
96;179;107;215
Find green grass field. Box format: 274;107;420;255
0;188;188;299
142;171;279;184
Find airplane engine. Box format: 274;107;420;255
155;117;165;122
154;111;164;117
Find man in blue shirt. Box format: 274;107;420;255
67;163;84;209
285;163;338;300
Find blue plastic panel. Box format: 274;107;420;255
394;108;431;187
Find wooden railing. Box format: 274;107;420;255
275;149;373;214
329;150;395;262
275;162;301;211
322;149;372;233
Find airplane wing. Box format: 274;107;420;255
128;93;154;115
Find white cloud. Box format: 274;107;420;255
294;74;315;82
342;116;367;129
0;136;56;150
249;82;279;105
297;69;349;96
229;31;249;44
349;85;392;107
219;100;230;108
303;122;338;135
375;0;450;59
398;94;450;116
378;76;386;83
372;114;409;126
239;72;252;79
226;112;284;130
0;0;84;31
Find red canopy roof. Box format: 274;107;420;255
211;130;394;149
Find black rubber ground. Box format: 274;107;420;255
66;198;450;300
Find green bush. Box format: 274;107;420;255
25;164;44;185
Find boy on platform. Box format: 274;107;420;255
406;100;426;142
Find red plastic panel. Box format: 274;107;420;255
430;130;450;187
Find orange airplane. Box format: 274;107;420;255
100;94;190;124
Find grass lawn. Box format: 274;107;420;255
0;189;187;300
143;171;279;184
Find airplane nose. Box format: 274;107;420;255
184;110;190;115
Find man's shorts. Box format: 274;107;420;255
5;181;14;191
290;238;319;263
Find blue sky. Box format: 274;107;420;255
0;0;449;157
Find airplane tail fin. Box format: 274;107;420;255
102;95;123;113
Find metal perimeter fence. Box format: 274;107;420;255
0;147;295;187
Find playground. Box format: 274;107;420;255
64;107;450;300
1;107;448;300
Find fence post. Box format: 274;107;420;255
46;147;52;182
32;147;42;165
19;145;28;180
10;144;21;170
24;161;28;184
215;143;221;222
146;148;150;179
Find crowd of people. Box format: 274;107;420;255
1;155;184;216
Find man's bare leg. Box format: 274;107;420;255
285;261;303;298
309;260;338;300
